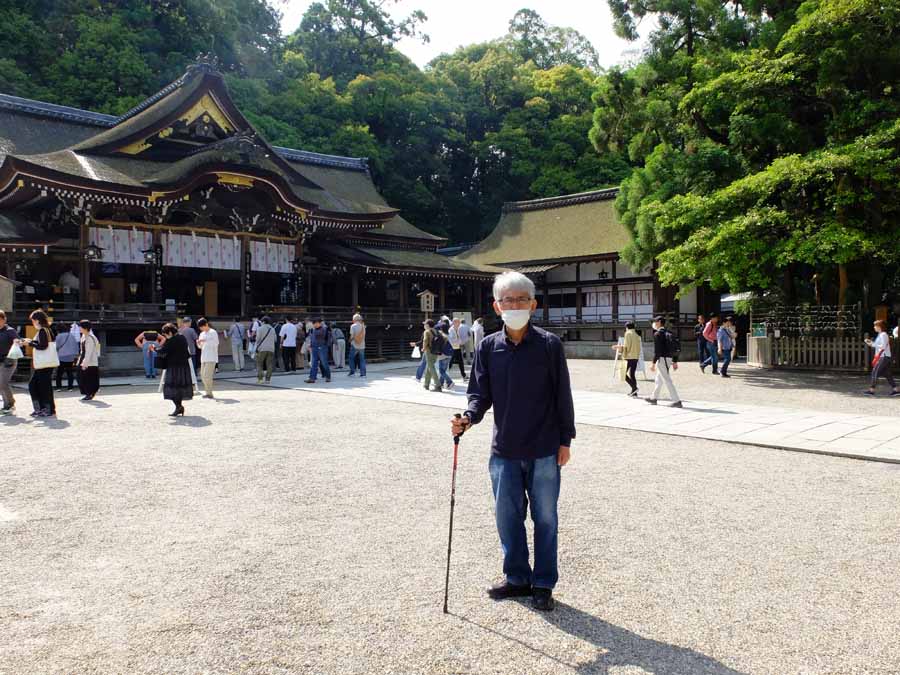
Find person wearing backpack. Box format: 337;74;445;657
646;315;682;407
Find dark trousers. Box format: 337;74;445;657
192;351;201;373
721;348;733;376
282;347;297;371
871;357;897;390
29;368;55;413
56;361;76;389
78;366;100;396
625;358;638;392
450;349;467;379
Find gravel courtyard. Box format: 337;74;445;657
2;379;899;674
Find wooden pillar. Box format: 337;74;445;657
351;272;359;309
316;276;324;307
240;236;251;318
79;217;89;304
399;277;407;309
575;263;582;339
611;259;619;323
439;278;446;312
542;279;550;323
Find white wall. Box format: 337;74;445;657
544;260;649;285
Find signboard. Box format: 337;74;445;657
419;290;435;313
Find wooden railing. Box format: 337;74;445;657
749;335;869;371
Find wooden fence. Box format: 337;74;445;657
753;335;869;371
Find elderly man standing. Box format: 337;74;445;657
451;271;575;612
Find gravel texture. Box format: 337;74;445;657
569;359;900;416
2;383;899;674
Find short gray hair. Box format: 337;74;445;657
493;271;535;301
352;313;363;322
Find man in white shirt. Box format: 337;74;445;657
279;316;299;372
196;318;219;399
458;318;472;363
226;317;246;371
472;317;485;351
448;317;468;381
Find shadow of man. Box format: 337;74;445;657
535;601;747;675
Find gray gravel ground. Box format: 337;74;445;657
2;383;899;674
568;359;900;416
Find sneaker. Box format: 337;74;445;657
0;406;13;416
532;587;555;611
30;411;41;417
628;390;638;398
645;398;658;405
721;373;731;378
305;379;316;384
863;390;875;396
487;581;532;600
202;394;214;399
700;364;706;373
891;390;900;397
670;401;683;408
325;378;331;383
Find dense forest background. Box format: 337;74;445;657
0;0;897;301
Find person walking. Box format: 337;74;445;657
718;316;735;378
179;317;199;372
646;316;682;407
247;316;260;361
54;325;80;391
472;317;485;351
305;318;331;383
134;330;157;378
332;324;346;370
197;318;219;399
458;318;472;364
448;317;468;381
76;320;101;401
226;317;246;371
279;316;298;372
613;321;642;397
693;314;706;368
152;323;193;416
421;319;442;392
348;314;367;378
865;320;899;396
451;271;575;612
700;314;719;374
0;310;20;415
435;321;455;389
254;316;277;384
23;310;57;417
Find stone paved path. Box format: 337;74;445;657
233;368;900;464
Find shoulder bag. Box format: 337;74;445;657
32;328;60;369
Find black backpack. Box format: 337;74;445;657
665;329;681;357
429;328;447;355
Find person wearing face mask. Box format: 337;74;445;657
450;271;575;612
646;316;682;407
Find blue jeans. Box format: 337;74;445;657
701;341;719;373
437;357;453;387
416;354;427;380
720;348;732;375
489;454;561;589
348;345;366;376
310;344;331;381
142;343;156;377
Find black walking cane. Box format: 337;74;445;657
443;413;463;614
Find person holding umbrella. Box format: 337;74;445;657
450;271;575;612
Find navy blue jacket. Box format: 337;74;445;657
465;324;575;460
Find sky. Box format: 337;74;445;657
278;0;648;69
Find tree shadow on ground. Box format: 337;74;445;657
729;367;870;394
458;601;746;675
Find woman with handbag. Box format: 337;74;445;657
76;320;101;401
151;322;193;416
0;309;22;415
22;310;58;417
864;319;899;397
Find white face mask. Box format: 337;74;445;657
501;309;531;330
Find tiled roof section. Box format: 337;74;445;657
457;187;630;267
502;187;620;213
0;93;369;171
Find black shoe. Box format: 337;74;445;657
629;390;638;398
487;581;532;600
891;390;900;397
169;406;185;417
645;398;658;405
700;364;706;373
670;401;683;408
712;370;719;375
532;587;555;611
80;396;90;401
721;373;730;378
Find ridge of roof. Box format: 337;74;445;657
502;187;620;213
0;93;369;172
